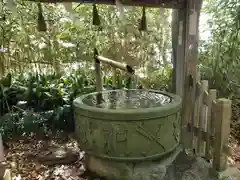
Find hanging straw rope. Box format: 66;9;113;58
37;3;47;32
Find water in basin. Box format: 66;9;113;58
81;89;171;109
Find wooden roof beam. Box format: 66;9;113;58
26;0;185;9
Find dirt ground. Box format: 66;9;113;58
2;103;240;180
230;103;240;169
4;134;101;180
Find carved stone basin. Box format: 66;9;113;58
73;89;182;162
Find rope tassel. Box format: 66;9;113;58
139;6;147;31
6;0;17;15
37;3;47;32
92;4;101;26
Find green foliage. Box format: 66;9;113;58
199;0;240;98
0;70;97;139
0;1;175;140
0;2;172;77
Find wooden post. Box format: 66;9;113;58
180;0;203;150
205;89;217;160
172;9;186;97
212;98;232;171
192;72;200;153
197;80;208;155
172;7;190;148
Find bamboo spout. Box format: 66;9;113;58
96;55;135;74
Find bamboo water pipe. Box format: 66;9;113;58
94;48;150;99
95;55;135;75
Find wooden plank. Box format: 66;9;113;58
187;123;211;144
205;89;217;160
192;73;201;153
210;91;217;137
186;123;232;156
212;98;232;171
197;80;208;155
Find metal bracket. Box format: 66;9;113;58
188;74;194;88
94;48;100;63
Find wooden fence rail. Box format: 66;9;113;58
183;79;232;172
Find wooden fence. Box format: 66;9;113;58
182;78;232;172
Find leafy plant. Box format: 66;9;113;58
199;0;240;98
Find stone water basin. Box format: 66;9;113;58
73;89;182;162
73;90;236;180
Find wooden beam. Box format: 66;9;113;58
172;9;186;97
26;0;185;9
171;10;177;94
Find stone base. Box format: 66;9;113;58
85;146;216;180
213;167;240;180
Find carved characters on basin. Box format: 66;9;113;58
74;111;180;160
113;124;129;157
102;126;112;154
136;123;166;152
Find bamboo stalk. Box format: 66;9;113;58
112;67;117;89
96;55;134;74
94;49;103;105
